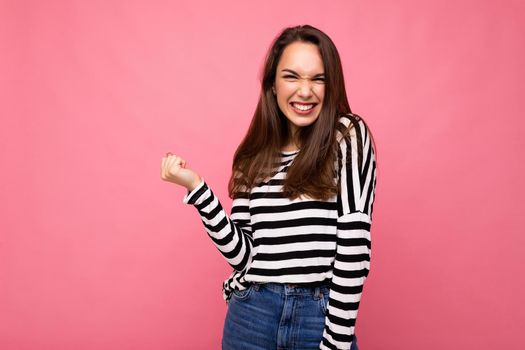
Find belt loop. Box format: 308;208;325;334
314;286;321;299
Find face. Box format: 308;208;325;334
273;41;325;139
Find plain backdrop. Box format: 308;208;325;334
1;0;523;349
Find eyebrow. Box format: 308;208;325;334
281;69;325;77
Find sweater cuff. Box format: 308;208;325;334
182;177;207;205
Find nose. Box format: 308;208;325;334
297;79;314;98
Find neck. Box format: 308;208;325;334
286;123;301;148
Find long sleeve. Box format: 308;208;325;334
320;116;377;349
182;177;254;273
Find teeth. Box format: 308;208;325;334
292;103;314;111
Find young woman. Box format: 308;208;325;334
161;24;377;350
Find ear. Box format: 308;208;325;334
272;86;276;95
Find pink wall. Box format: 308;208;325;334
1;1;523;349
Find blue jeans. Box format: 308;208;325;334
222;282;359;350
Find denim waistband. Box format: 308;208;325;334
250;280;330;296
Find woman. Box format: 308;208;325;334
161;24;377;350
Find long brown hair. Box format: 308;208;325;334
228;24;376;201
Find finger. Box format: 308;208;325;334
170;155;183;169
167;155;179;172
166;155;175;170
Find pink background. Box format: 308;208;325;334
1;1;523;349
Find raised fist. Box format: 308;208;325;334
161;152;202;191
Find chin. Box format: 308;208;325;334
288;114;320;127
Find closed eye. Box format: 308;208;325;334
283;75;325;81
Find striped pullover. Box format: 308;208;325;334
182;113;377;350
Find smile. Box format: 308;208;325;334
290;102;318;114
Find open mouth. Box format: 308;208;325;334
290;102;318;113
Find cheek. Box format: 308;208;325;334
278;84;293;96
276;86;293;103
318;87;326;101
276;94;290;112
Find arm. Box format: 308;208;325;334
182;177;254;273
320;115;377;350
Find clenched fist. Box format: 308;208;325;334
161;152;202;192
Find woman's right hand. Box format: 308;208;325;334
161;153;202;191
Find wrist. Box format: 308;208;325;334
187;176;202;192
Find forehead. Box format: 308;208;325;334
277;41;324;74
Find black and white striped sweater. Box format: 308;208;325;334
182;114;377;350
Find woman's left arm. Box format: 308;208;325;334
320;115;378;350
